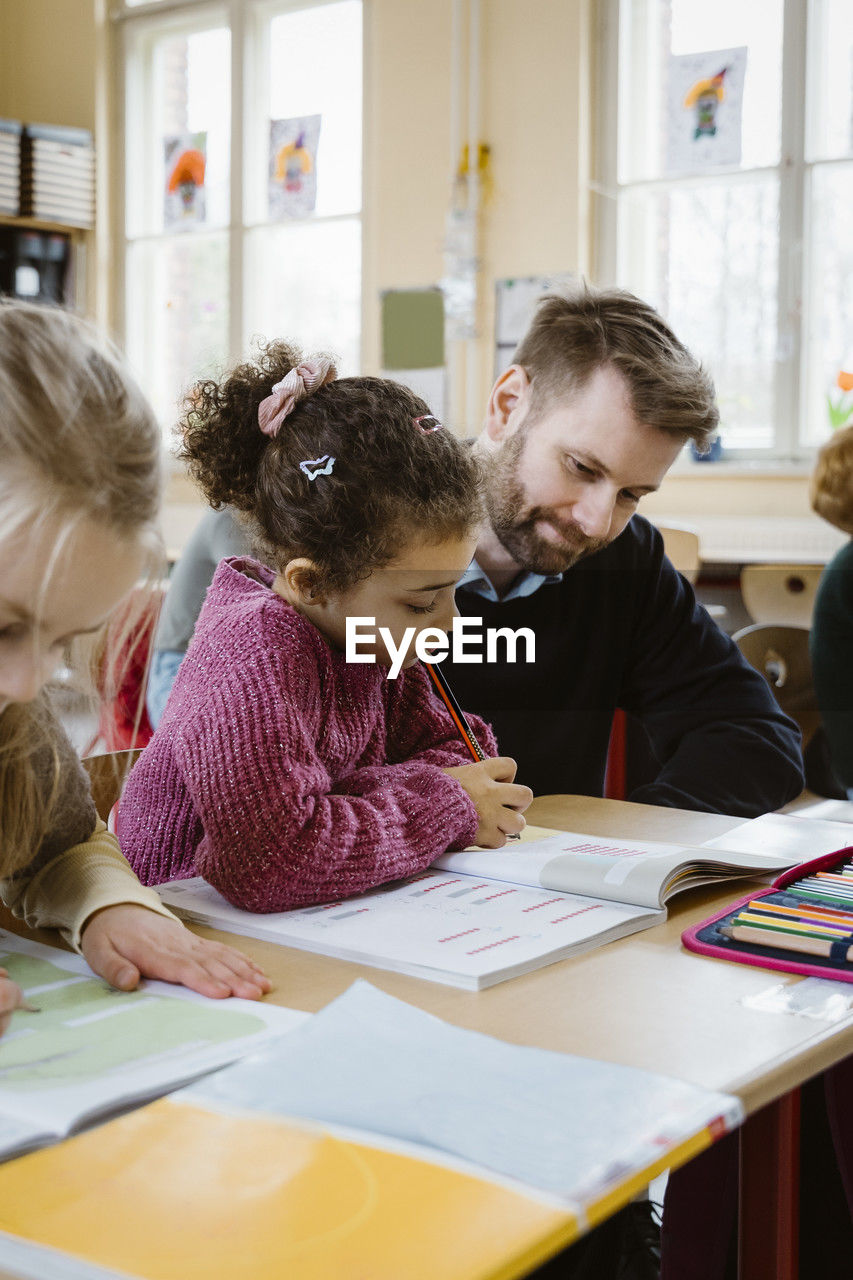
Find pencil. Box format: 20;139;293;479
426;661;487;761
720;923;853;962
746;899;853;925
732;912;852;939
425;661;522;840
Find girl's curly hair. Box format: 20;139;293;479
179;340;483;593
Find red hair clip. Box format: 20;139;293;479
413;414;443;433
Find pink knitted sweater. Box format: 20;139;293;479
118;557;497;912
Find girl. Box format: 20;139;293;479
0;301;269;1036
118;343;531;911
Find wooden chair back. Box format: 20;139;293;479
657;525;701;584
82;749;143;823
732;623;820;749
740;563;823;628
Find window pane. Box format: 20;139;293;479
244;218;361;373
256;0;362;220
618;177;779;449
618;0;783;182
127;24;230;237
807;0;853;161
126;233;229;435
802;163;853;446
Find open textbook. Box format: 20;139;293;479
0;982;743;1280
0;928;307;1162
157;814;853;990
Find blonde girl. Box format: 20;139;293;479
0;301;269;1034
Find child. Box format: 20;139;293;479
118;343;532;910
0;300;269;1034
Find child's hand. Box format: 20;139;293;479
0;967;25;1037
80;905;272;1000
441;756;533;847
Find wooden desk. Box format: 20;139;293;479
190;794;852;1280
1;795;849;1279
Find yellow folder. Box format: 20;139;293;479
0;1097;579;1280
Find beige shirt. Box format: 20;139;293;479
1;817;176;951
1;694;176;951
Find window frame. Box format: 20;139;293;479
111;0;363;445
594;0;846;465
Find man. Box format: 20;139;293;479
443;284;803;815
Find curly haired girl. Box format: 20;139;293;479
118;344;531;911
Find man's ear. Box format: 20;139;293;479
482;365;531;443
281;557;324;605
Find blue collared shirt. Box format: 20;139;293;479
457;558;563;603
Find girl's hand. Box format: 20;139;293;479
0;967;25;1037
79;905;272;1000
441;756;533;848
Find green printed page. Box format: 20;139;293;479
0;929;307;1160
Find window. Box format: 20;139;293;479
597;0;853;459
116;0;362;436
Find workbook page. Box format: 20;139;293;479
438;831;694;908
0;930;307;1159
159;871;662;988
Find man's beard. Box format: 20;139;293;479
483;433;609;574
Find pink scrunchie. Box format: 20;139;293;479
258;356;337;438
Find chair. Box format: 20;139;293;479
740;563;823;628
732;623;821;750
82;749;143;823
83;584;165;755
657;524;701;584
656;522;730;625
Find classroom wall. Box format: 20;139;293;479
364;0;594;431
0;0;97;130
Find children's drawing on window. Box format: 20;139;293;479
665;47;747;175
269;115;321;220
164;132;207;229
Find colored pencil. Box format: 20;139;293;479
733;912;853;940
727;916;845;947
426;662;486;761
425;661;521;840
745;900;853;925
791;884;853;904
721;923;853;962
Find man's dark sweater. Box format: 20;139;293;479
445;516;804;816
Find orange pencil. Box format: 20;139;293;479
426;661;486;761
425;661;522;839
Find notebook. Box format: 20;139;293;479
156;815;849;989
0;982;743;1280
0;928;306;1161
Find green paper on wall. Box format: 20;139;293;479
381;289;444;370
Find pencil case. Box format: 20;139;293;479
682;845;853;982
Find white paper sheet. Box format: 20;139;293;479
182;980;743;1202
702;811;853;860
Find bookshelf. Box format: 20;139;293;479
0;214;91;312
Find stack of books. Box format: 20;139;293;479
20;123;95;228
0;118;22;215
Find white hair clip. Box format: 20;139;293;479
414;415;443;433
299;454;336;481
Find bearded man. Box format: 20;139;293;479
444;284;803;816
